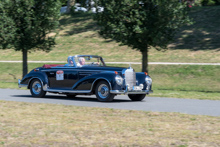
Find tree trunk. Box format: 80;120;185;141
141;48;148;73
22;49;28;78
66;0;75;13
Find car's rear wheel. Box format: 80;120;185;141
95;81;115;102
30;79;46;98
128;94;146;101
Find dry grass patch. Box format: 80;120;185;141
0;100;219;146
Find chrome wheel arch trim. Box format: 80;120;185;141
28;77;45;90
91;77;112;92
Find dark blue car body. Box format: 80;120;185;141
19;55;153;102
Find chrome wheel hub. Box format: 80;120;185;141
32;81;42;95
98;84;109;99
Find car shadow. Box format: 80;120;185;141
11;94;133;103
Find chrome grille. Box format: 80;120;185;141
125;68;136;90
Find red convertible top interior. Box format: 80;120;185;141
42;64;64;68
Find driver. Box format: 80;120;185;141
78;57;85;65
69;59;73;65
65;56;74;66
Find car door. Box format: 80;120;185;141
45;67;78;89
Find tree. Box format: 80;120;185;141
0;0;60;77
94;0;192;72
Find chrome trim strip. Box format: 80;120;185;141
45;89;91;93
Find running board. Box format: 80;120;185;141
46;89;91;94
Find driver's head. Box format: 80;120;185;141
68;56;73;64
79;57;85;65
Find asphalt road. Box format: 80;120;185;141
0;89;219;117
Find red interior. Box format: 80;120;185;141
42;64;64;68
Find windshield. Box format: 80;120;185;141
74;56;105;67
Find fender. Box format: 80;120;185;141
20;70;49;89
136;72;148;89
72;71;118;91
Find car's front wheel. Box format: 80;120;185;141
95;81;115;102
30;79;46;98
128;94;146;101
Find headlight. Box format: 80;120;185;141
145;76;152;85
115;75;123;85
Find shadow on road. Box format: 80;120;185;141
11;94;133;103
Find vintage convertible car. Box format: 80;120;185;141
18;55;153;102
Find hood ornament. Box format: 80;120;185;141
129;63;132;69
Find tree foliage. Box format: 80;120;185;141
0;0;61;77
60;0;67;6
0;2;16;49
67;0;75;13
94;0;192;72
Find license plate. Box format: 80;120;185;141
133;86;142;91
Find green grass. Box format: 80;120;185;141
0;100;219;146
0;6;220;99
1;63;219;100
170;6;220;51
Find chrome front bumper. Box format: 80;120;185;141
110;85;153;94
110;90;153;94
